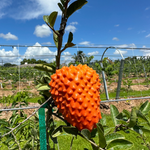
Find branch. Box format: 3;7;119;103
78;133;105;150
70;136;74;150
114;124;128;132
0;97;51;138
60;47;67;53
52;112;69;125
12;131;21;150
45;22;59;36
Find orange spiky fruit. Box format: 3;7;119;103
49;64;101;131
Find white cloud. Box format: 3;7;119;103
0;0;12;18
70;22;78;25
24;43;57;60
114;49;127;55
88;51;99;55
140;46;150;56
0;32;18;40
65;25;76;33
146;34;150;38
61;51;73;64
65;22;78;33
138;30;146;34
9;0;61;20
0;13;5;18
127;27;132;30
0;47;21;65
42;42;52;45
115;44;128;48
143;45;146;48
79;41;91;46
145;7;150;10
128;43;136;48
112;37;119;41
34;24;52;38
114;24;119;27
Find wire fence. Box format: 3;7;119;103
1;45;150;150
0;45;150;106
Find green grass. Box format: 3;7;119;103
27;96;42;103
50;114;150;150
100;88;150;100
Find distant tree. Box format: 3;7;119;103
4;63;17;67
20;58;47;64
30;58;36;64
72;51;86;64
37;60;47;64
21;58;28;65
85;55;94;66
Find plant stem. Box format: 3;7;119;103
70;136;74;150
78;133;104;150
56;0;69;69
12;131;21;150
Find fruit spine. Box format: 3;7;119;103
49;64;101;131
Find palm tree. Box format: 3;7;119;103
72;51;86;64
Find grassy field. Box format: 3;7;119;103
1;107;150;150
52;115;150;150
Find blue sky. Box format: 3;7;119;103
0;0;150;64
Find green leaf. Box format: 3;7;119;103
37;85;50;91
60;0;65;6
67;32;73;43
97;122;104;133
43;15;49;23
58;3;64;12
34;64;55;73
67;0;88;18
140;126;150;134
52;125;63;138
127;108;137;128
64;43;75;49
4;137;14;144
48;11;58;28
42;91;51;98
43;74;51;84
90;128;97;139
43;63;56;72
133;125;143;134
105;133;125;144
10;115;19;127
14;123;28;135
96;123;106;148
81;129;91;140
117;120;128;125
110;105;119;126
107;139;133;150
139;100;150;115
0;119;9;126
136;110;150;125
116;112;128;125
116;112;124;120
123;109;130;118
104;127;115;136
63;126;78;136
36;83;42;89
100;112;106;126
53;30;59;48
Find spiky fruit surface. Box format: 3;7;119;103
49;64;101;131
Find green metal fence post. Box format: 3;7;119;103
38;108;47;150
